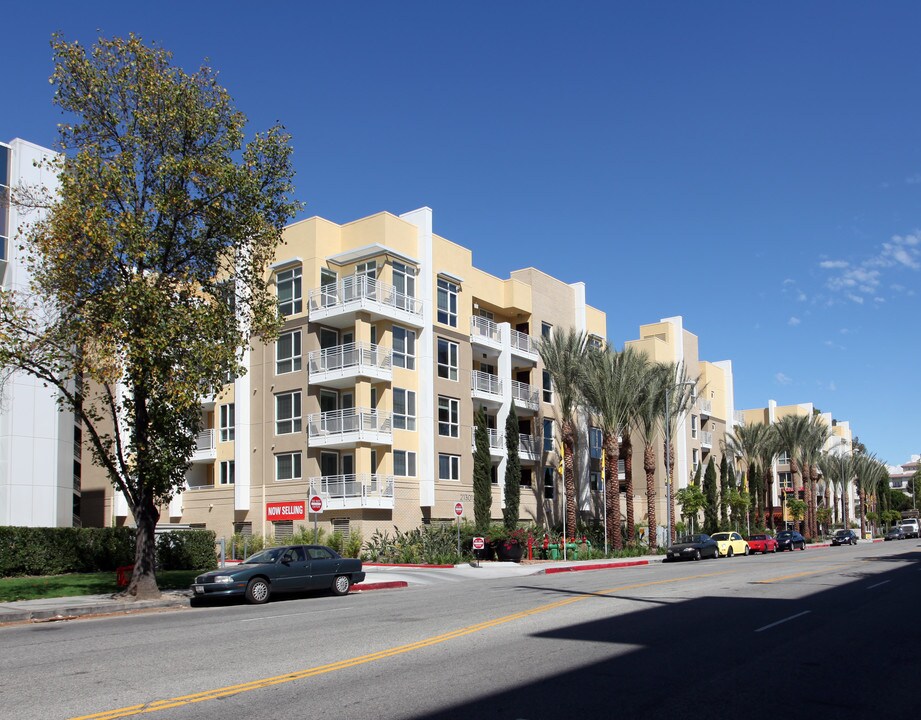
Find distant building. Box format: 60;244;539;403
888;455;919;498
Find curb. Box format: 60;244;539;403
542;559;652;575
352;581;409;592
364;563;455;569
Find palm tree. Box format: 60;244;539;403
633;363;667;550
724;422;771;529
817;449;852;529
757;425;780;530
853;453;887;537
580;345;648;550
802;416;829;540
774;415;811;533
537;328;587;537
660;363;697;544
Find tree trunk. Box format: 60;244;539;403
562;421;577;540
858;488;865;536
622;434;634;543
667;443;678;545
791;459;804;534
765;468;774;531
124;491;161;600
644;443;657;550
605;435;622;551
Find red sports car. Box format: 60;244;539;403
745;534;778;554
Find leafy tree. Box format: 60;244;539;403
676;484;706;534
502;406;521;530
729;488;750;532
473;407;493;532
702;456;719;534
691;461;702;488
719;454;730;529
0;35;299;599
787;497;807;526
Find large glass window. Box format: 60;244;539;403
220;460;235;485
392;261;416;303
438;396;459;437
779;471;793;490
437;278;458;327
393;388;416;431
392;326;416;369
543;370;553;403
543;467;555;498
541;322;553;338
438;454;460;481
276;267;302;316
276;452;302;481
690;415;698;439
219;403;235;442
275;391;302;435
589;427;603;459
543;418;554;452
394;450;416;477
437;338;458;381
276;330;302;374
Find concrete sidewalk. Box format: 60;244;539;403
0;556;662;626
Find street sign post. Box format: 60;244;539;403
309;495;324;543
472;536;485;568
454;502;464;555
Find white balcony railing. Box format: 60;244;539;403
518;434;542;457
698;398;712;416
308;275;423;318
733;410;746;426
307;408;392;440
471;370;502;397
470;316;501;344
701;430;713;447
511;380;539;408
309;474;394;508
472;427;504;452
195;429;216;451
308;342;392;376
510;328;538;356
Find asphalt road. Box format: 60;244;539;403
2;541;919;720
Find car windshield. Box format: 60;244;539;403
835;530;848;537
777;532;792;538
748;535;767;540
711;533;730;541
242;548;285;564
678;535;704;544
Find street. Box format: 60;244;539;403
2;541;919;720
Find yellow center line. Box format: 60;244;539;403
69;569;733;720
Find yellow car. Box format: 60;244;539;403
710;531;750;558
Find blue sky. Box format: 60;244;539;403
3;2;919;466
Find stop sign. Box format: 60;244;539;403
472;536;485;550
454;502;464;516
309;495;324;513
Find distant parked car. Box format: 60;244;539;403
885;526;906;541
745;534;778;554
776;530;806;551
192;545;366;604
711;531;750;557
665;534;720;562
831;529;858;546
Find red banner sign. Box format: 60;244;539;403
265;501;306;521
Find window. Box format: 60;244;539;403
276;452;302;481
392;326;416;369
490;465;498;485
219;460;235;485
541;322;553;338
276;330;302;374
219;403;235;442
589;427;603;459
275;391;302;435
543;467;555;499
691;415;698;439
692;448;699;471
437;278;458;327
543;418;554;452
542;370;552;403
779;471;793;490
590;471;601;492
439;454;460;481
520;468;533;488
276;267;302;316
437;338;459;381
778;451;791;465
356;260;377;279
438;397;459;437
393;388;416;431
393;261;416;304
394;450;417;477
588;335;603;350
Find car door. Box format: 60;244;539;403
730;532;744;554
273;546;310;592
306;546;342;589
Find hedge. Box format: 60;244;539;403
0;526;218;577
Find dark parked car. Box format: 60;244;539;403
192;545;366;604
665;533;720;562
885;526;906;541
776;530;806;551
831;529;858;546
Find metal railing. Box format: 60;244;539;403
470;315;501;343
698;398;712;415
472;427;504;450
701;430;713;447
511;380;539;407
308;275;422;317
471;370;502;396
309;474;394;503
308;342;392;375
307;407;392;437
195;429;216;451
510;328;537;355
518;434;542;456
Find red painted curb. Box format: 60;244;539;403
352;581;408;591
543;559;650;574
363;563;455;569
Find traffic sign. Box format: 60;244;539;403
472;536;485;550
454;502;464;516
309;495;324;513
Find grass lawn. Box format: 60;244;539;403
0;569;202;602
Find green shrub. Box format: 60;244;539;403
156;531;217;571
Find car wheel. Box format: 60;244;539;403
800;542;806;551
744;545;750;556
771;546;776;553
694;549;701;561
331;575;351;596
245;577;270;605
727;547;734;558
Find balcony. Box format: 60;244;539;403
471;427;505;458
518;434;542;462
510;328;539;363
308;342;392;388
733;410;745;426
471;371;503;406
307;407;392;448
698;398;712;418
470;316;501;353
511;380;539;412
308;275;423;329
308;474;394;510
191;429;216;463
701;430;713;450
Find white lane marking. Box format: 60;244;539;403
867;580;890;590
755;610;811;633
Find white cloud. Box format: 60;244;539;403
797;292;807;302
819;260;849;269
788;316;801;326
829;381;837;391
817;231;921;302
846;293;865;304
907;174;921;185
775;372;792;386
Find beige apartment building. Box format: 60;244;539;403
81;207;607;542
740;400;855;526
624;316;737;540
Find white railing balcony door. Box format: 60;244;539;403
309;474;395;510
191;429;216;464
307;407;392;448
698;398;712;417
308;275;423;328
471;427;505;457
510;328;539;362
308;342;392;388
471;371;503;405
701;430;713;448
518;434;542;461
511;380;539;412
470;316;502;349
